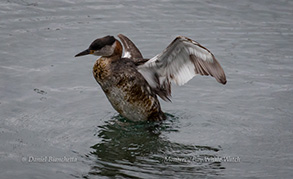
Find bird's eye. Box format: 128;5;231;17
90;50;95;54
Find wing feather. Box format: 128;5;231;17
117;34;143;60
138;36;226;101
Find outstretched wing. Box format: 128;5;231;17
138;36;226;101
117;34;144;61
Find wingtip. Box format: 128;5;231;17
117;34;124;38
217;75;227;85
220;74;227;85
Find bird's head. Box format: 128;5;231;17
75;35;122;58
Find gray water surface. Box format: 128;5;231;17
1;0;293;178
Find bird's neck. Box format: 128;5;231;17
93;40;123;82
107;40;123;61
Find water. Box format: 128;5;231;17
1;0;292;178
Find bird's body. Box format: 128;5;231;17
75;34;226;121
93;56;165;121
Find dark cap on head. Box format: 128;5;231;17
89;35;116;50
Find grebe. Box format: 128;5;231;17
75;34;226;121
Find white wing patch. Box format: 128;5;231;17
124;51;131;58
138;36;226;101
172;59;196;86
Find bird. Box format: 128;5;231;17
75;34;226;121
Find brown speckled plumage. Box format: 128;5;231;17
75;34;226;121
90;40;165;121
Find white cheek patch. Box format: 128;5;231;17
93;42;116;56
93;51;101;56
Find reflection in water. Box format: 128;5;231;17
84;114;225;178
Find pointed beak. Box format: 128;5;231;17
75;49;91;57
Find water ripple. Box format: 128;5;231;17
86;115;224;178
